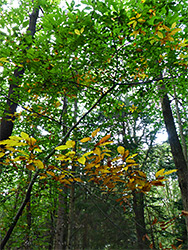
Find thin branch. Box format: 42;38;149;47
0;93;70;128
45;82;117;162
0;81;117;249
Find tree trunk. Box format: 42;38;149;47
160;92;188;243
54;188;68;250
173;85;188;164
0;6;39;141
133;192;150;250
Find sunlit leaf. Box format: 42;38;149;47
34;148;42;152
92;128;100;137
155;168;165;178
66;140;75;148
47;171;55;177
80;27;84;34
55;145;69;150
33;159;44;169
0;152;5;158
21;132;29;140
73;177;82;182
157;31;163;39
78;156;86;164
137;170;146;178
83;151;93;157
171;22;176;29
163;169;177;175
80;137;91;142
99;141;113;146
28;137;36;146
75;29;80;35
170;28;181;35
98;134;111;145
0;57;9;62
117;146;125;156
93;147;101;156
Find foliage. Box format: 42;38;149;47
0;0;187;248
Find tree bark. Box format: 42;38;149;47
133;192;150;250
160;92;188;243
0;7;39;141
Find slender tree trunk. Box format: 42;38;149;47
0;7;39;141
133;192;150;250
173;85;188;164
24;171;32;250
160;91;188;243
54;188;68;250
66;185;75;250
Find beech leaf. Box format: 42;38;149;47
92;128;100;137
80;137;91;142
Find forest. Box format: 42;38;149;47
0;0;187;249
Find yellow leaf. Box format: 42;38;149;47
138;18;145;22
80;27;84;34
33;159;44;169
130;153;138;158
126;159;136;164
137;170;146;178
171;22;176;29
83;151;93;157
117;146;125;156
100;169;110;174
99;141;113;146
9;136;22;141
92;128;100;137
73;177;82;182
34;148;42;152
21;132;29;140
136;13;142;18
74;29;80;35
157;31;163;39
163;169;177;175
133;21;137;29
28;137;36;146
128;20;136;26
0;57;9;62
65;151;76;157
66;140;75;148
61;179;71;185
167;36;174;41
163;25;170;31
55;145;69;150
0;152;5;158
80;137;91;143
155;168;165;178
39;176;47;180
78;156;86;164
170;28;181;35
47;171;55;177
93;147;101;156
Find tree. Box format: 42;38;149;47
0;0;187;249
